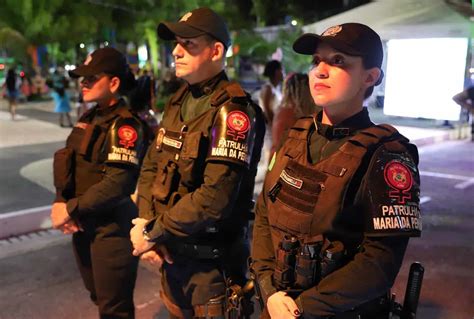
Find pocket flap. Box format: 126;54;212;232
181;131;202;159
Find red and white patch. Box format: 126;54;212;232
227;111;250;133
280;170;303;189
384;161;413;191
118;125;138;148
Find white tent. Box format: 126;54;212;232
303;0;471;40
303;0;472;121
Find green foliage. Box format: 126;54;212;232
233;27;311;74
0;27;28;60
234;30;274;63
274;28;312;74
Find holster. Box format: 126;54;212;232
53;147;75;201
225;280;255;319
194;295;226;318
295;241;323;289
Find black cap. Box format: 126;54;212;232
293;23;383;68
157;7;231;49
69;47;128;78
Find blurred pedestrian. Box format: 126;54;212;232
50;69;73;127
453;86;474;141
50;47;151;318
259;60;283;126
271;72;320;153
258;60;284;166
5;67;20;120
453;86;474;114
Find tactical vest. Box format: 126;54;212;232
151;81;265;240
53;103;145;200
264;117;420;249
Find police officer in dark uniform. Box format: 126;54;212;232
51;47;150;319
251;23;422;318
129;7;265;319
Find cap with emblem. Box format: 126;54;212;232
293;23;383;69
157;7;231;49
69;47;128;78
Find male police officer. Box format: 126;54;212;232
130;7;265;318
251;23;422;318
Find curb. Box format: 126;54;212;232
0;206;51;239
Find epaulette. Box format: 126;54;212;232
287;116;313;138
211;81;247;107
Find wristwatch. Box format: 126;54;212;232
142;219;156;242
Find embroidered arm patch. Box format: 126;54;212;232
364;147;422;237
105;117;145;167
207;101;257;167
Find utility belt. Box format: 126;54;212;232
273;235;347;291
192;282;255;319
167;241;224;260
161;267;254;319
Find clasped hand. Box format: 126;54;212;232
50;202;82;234
130;218;173;265
267;291;301;319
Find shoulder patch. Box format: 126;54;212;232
105;117;146;167
207;99;257;167
364;145;422;237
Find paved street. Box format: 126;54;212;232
0;98;472;318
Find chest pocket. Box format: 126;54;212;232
152;129;206;203
179;131;205;187
67;124;108;163
268;158;327;236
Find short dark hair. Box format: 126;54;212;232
263;60;282;79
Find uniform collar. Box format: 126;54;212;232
95;98;126;116
314;108;374;140
188;70;228;98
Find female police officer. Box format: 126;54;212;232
251;23;422;318
50;47;150;318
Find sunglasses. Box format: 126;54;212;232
80;74;107;85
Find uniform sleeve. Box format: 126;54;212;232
136;138;158;220
251;187;279;304
295;236;408;316
145;160;244;240
66;163;139;217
